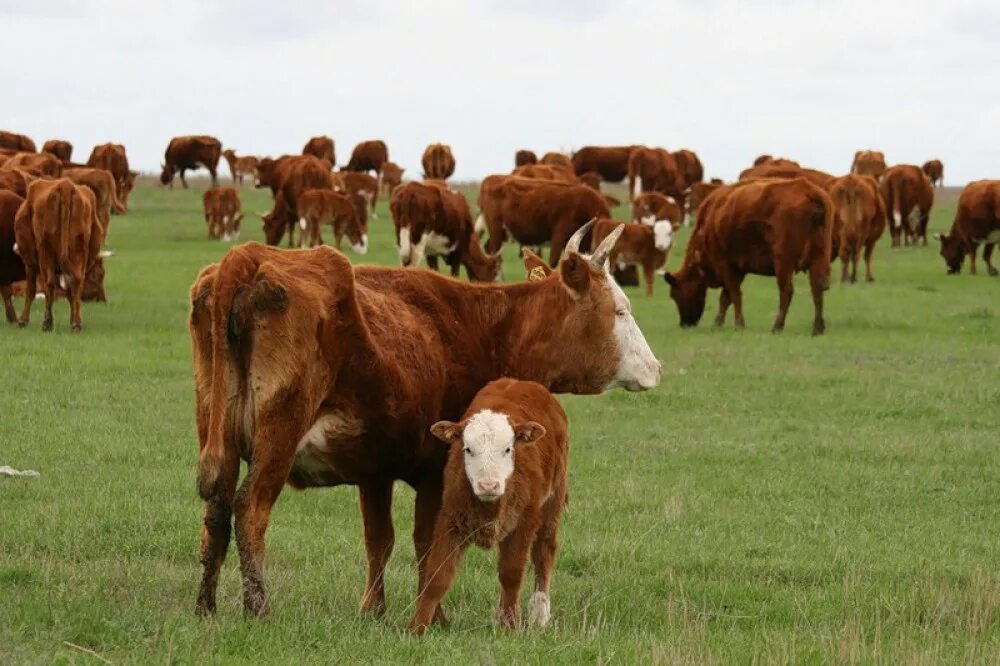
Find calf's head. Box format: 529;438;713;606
432;411;545;502
640;215;674;252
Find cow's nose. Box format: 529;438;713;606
477;480;500;494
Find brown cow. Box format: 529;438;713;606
410;378;568;635
571;146;633;182
851;150;887;179
259;155;334;247
540;152;571;170
332;171;379;217
87;143;136;210
222;150;259;186
922;159;944;188
753;156;800;169
42;140;73;162
4;152;62;177
188;229;660;618
512;164;576;183
673;149;704;191
515;150;538;167
935;179;1000;276
632;192;682;228
478;175;611;266
664;178;833;335
577;171;602;191
296;188;367;253
880;164;933;246
302;136;335;165
686;181;723;225
1;190;26;322
380;161;404;196
826;174;886;283
161;135;223;188
0;168;31;198
0;131;36;153
628;147;683;204
592;218;672;296
203;187;243;241
14;178;104;331
739;163;834;189
344;139;388;176
422;143;456;180
63;167;126;237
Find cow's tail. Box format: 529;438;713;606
891;179;903;229
631;175;642;201
110;180;126;215
57;181;74;279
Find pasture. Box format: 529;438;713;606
2;180;998;664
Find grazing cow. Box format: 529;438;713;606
935;179;1000;276
1;190;26;322
0;131;36;153
87;143;136;210
296;188;367;253
922;159;944;188
632;192;682;228
540;152;572;170
422;143;456;180
664;178;833;335
391;181;501;281
259;155;335;247
14;178;104;331
880;165;933;246
686;181;723;225
515;150;538;167
739;163;835;189
409;379;568;635
571;146;633;182
851;150;887;179
673;149;704;191
826;174;886;283
592;218;672;296
478;175;611;266
222;150;259;186
380;161;404;196
512;164;576;183
188;228;660;619
344;140;389;177
628;147;683;204
202;187;243;241
63;167;126;237
302;136;335;165
332;171;379;216
4;152;62;177
42;140;73;162
161;135;223;188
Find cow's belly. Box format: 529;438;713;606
288;410;369;488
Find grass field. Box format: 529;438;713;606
2;178;998;664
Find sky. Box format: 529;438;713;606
3;0;998;184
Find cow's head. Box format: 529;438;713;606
159;163;174;185
664;264;708;327
934;232;965;274
431;411;545;502
640;215;674;252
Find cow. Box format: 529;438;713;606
934;179;1000;276
477;175;611;266
686;181;723;225
628;147;683;204
571;146;633;183
1;190;26;322
187;223;660;619
161;135;223;188
515;150;538;167
851;150;887;179
880;165;933;246
753;155;800;169
63;167;126;237
540;152;572;170
739;163;835;189
202;187;243;242
409;379;568;635
380;161;404;197
42;140;73;162
826;174;886;283
0;131;36;153
673;149;704;192
922;159;944;188
422;143;456;180
258;155;335;247
3;152;62;177
664;178;833;336
296;188;367;253
222;150;259;186
577;171;602;192
302;136;335;165
0;168;31;198
592;218;672;296
332;171;379;217
14;178;104;331
512;163;577;183
391;181;501;281
87;143;136;210
632;192;682;228
344;140;389;177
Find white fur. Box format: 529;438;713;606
632;175;643;200
893;211;902;228
527;591;551;628
398;226;412;265
291;412;365;483
461;409;516;501
352;233;369;255
474;213;487;236
665;195;675;204
604;275;661;391
98;250;114;258
652;220;673;252
12;243;19;255
299;217;308;231
58;275;67;291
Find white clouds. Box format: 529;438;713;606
2;0;997;184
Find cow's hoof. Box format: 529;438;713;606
71;324;82;333
866;276;875;283
812;321;826;336
42;321;53;332
17;319;27;328
988;267;998;277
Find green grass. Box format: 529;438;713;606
1;179;998;664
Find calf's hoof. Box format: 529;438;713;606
432;604;449;627
359;594;387;618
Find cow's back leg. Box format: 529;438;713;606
413;476;448;626
528;487;566;629
210;165;218;188
68;272;85;332
863;238;877;282
426;255;441;273
771;262;795;333
359;481;394;616
17;264;37;327
40;263;57;332
808;258;827;336
196;468;238;615
1;284;16;323
984;243;998;276
717;267;746;329
179;168;188;189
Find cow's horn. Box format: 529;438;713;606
565;218;596;255
590;223;625;270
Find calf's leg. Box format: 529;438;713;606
528;492;566;629
497;512;542;630
408;518;464;635
771;265;794;333
358;482;394;616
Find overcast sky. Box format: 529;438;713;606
3;0;997;184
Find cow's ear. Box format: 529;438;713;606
523;249;552;281
560;252;591;294
430;420;463;445
513;421;546;445
663;272;678;287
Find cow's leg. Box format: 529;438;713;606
969;247;978;276
1;284;16;323
210;166;218;188
497;511;541;630
849;244;860;284
413;477;448;626
180;168;188;189
718;268;745;329
41;269;57;332
642;259;654;296
358;481;394;616
408;518;466;635
426;255;440;273
17;265;37;327
528;490;565;629
68;273;85;332
808;260;827;336
839;247;850;284
714;289;731;327
196;481;236;615
984;243;998;276
864;240;877;282
771;265;794;333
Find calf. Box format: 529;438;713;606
922;159;944;188
409;379;568;635
296;188;367;253
664;178;833;335
1;190;26;322
203;187;243;241
880;165;933;246
935;179;1000;276
333;171;379;217
632;192;681;228
64;167;126;237
826;174;886;283
222;150;259;186
14;178;104;331
593;218;671;296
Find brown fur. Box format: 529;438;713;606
259;155;335;247
161;135;222;188
380;161;404;197
87;143;136;210
296;188;365;250
222;150;259;186
687;181;723;223
628;147;684;204
4;152;62;177
515;150;538;167
540;152;571;169
879;164;933;246
409;379;568;634
673;149;704;192
0;131;36;153
935;179;1000;276
0;168;31;198
42;140;73;162
422;143;456;180
64;167;126;237
826;174;886;283
333;171;379;215
512;163;576;183
571;146;633;182
302;136;335;165
851;150;887;179
202;187;243;241
739;163;835;188
344;139;388;176
0;190;26;322
664;178;833;335
592;218;667;296
922;159;944;188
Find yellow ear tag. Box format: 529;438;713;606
528;266;547;282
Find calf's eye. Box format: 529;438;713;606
505;448;511;454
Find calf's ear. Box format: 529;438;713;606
560;252;591;294
513;421;546;445
430;420;463;445
523;249;552;280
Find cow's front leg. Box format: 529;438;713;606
358;482;394;616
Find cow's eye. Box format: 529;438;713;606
464;447;472;455
504;447;511;455
616;308;628;317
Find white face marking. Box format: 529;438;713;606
527;591;551;628
652;220;673;252
604;275;661;391
397;225;412;265
665;195;675;204
352;233;369;255
461;409;516;502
